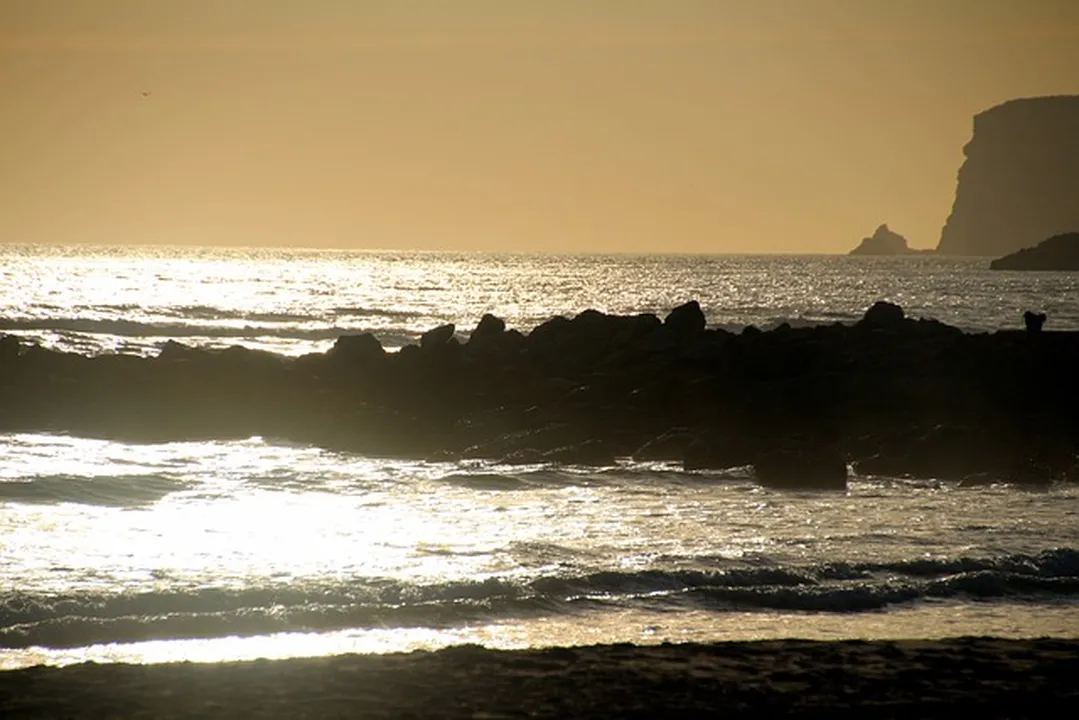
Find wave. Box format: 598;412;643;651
0;466;669;510
174;306;430;324
439;473;532;491
0;317;422;346
709;315;856;334
435;468;646;490
331;306;427;321
3;548;1076;650
0;311;855;345
170;306;319;324
0;474;188;507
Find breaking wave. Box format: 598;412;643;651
3;549;1076;649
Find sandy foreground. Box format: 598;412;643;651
1;638;1077;718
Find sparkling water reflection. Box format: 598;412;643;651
2;433;1078;668
3;246;1079;357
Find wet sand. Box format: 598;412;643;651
2;638;1076;718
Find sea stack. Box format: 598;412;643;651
937;96;1079;256
849;224;918;255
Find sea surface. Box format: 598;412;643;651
2;244;1079;670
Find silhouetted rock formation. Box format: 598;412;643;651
938;96;1079;256
859;300;905;328
753;444;848;490
2;302;1078;490
663;300;706;337
1024;311;1047;333
849;224;924;255
990;232;1079;271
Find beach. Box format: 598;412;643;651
2;638;1077;718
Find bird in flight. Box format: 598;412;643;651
141;90;152;98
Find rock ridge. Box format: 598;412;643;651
2;302;1077;490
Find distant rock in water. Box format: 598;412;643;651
938;96;1079;256
849;224;925;255
989;233;1079;271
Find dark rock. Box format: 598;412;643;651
526;316;571;345
498;448;547;465
938;96;1079;256
314;404;436;457
157;340;200;362
1023;311;1047;333
469;314;506;346
2;299;1079;486
753;444;848;490
958;472;997;487
850;425;1059;484
0;334;20;364
328;333;385;364
664;301;706;337
632;428;696;462
499;439;617;467
522;310;662;375
683;431;757;471
397;344;422;362
990;233;1079;271
215;345;285;371
542;440;617;466
859;301;905;327
462;422;586;460
421;324;456;351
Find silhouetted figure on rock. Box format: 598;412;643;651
1023;311;1047;333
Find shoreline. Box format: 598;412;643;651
2;637;1077;718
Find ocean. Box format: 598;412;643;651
2;244;1078;670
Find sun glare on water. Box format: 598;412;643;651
4;431;1079;670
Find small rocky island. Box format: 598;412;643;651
849;224;927;255
989;232;1079;271
2;302;1078;490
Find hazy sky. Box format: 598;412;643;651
3;1;1078;253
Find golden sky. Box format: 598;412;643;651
2;0;1078;253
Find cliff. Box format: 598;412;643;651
937;96;1079;256
990;232;1079;271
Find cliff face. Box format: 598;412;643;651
937;96;1079;256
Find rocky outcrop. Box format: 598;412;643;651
938;96;1079;256
989;232;1079;271
859;300;905;327
753;444;848;490
1024;312;1047;333
849;225;924;255
1;303;1078;489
